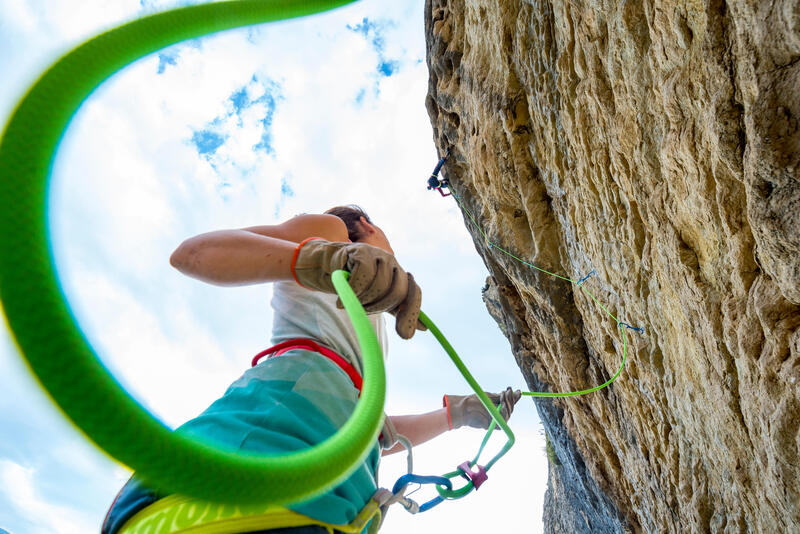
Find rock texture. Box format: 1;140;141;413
424;1;800;532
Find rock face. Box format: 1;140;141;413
424;1;800;532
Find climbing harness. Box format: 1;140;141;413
116;492;385;534
252;338;365;395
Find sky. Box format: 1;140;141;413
0;1;548;532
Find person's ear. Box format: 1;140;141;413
359;216;376;235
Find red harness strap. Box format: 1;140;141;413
251;338;364;396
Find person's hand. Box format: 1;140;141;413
443;387;522;430
292;239;424;339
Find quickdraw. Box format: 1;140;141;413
427;148;451;197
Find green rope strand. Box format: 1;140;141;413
0;0;384;505
450;192;639;398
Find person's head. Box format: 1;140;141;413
325;205;394;254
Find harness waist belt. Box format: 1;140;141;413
252;338;364;396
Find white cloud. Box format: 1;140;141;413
0;460;98;534
52;265;259;427
0;1;39;34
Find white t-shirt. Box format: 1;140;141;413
270;280;389;376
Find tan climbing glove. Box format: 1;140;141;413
443;387;522;430
292;238;424;339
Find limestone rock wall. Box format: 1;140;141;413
424;1;800;532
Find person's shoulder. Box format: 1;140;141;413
293;214;349;242
242;214;348;243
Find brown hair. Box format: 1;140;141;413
324;205;372;242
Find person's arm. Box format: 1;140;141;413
169;214;348;286
381;409;450;456
380;389;523;456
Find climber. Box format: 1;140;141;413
100;205;522;534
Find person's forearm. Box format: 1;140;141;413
381;408;450;456
170;230;296;286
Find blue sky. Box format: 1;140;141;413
0;1;547;532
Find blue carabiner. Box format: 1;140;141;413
392;473;453;512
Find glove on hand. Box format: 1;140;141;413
293;239;425;339
443;387;522;430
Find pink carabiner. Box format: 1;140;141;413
458;461;488;490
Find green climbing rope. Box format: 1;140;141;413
450;192;638;398
0;0;512;507
419;311;516;500
0;0;639;509
0;0;393;505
